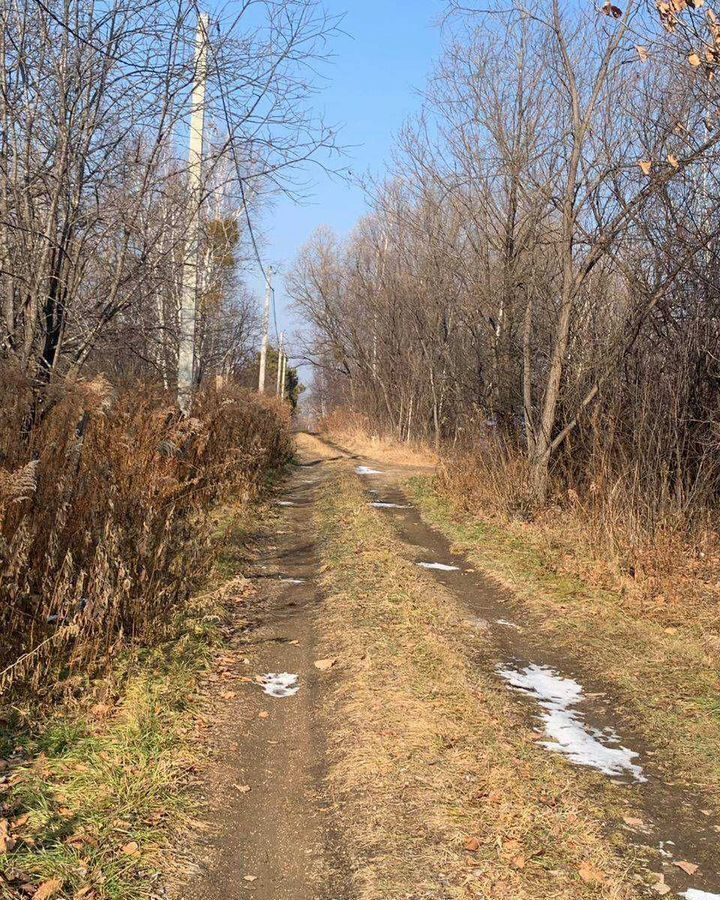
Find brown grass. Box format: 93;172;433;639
0;491;261;900
435;444;720;629
315;468;644;900
0;367;292;696
408;473;720;808
320;408;438;468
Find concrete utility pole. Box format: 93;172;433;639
280;351;287;402
275;331;284;395
258;265;273;393
178;11;209;414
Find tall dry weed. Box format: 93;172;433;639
0;367;292;695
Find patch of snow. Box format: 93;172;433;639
370;501;411;509
276;500;295;506
681;891;720;900
417;561;460;572
279;578;305;584
497;663;645;782
258;673;299;698
495;619;522;630
355;465;384;475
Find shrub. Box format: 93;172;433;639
0;368;292;695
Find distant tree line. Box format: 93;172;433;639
291;0;720;516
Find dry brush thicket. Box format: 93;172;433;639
292;0;720;562
0;0;335;692
0;374;292;694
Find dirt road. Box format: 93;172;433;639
179;436;350;900
177;433;720;900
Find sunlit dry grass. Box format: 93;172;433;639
0;368;292;696
408;475;720;807
320;408;438;468
315;469;643;900
0;497;260;900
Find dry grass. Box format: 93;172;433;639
408;476;720;807
435;445;720;633
0;493;262;900
315;468;644;900
0;369;292;696
320;408;438;468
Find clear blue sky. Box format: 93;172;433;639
249;0;445;358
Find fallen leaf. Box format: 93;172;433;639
314;658;337;671
578;861;606;884
243;875;258;882
511;855;526;869
639;160;652;175
667;154;680;169
121;841;140;857
258;710;269;719
689;52;702;66
464;837;480;852
235;784;251;793
33;880;63;900
652;873;672;896
0;818;14;853
74;888;95;899
674;860;699;875
636;45;650;61
622;815;646;828
220;691;236;700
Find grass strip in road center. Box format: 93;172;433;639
314;469;643;900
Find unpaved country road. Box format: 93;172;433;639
177;431;720;900
179;435;351;900
349;451;720;900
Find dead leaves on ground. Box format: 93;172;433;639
121;841;140;857
0;817;13;853
673;859;699;875
653;873;673;895
578;860;606;884
32;880;63;900
314;657;337;671
622;816;644;827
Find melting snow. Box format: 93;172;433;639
258;673;299;698
355;465;384;475
280;578;305;584
495;619;522;630
497;663;645;782
417;561;460;572
370;501;410;509
276;500;295;506
682;892;720;900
